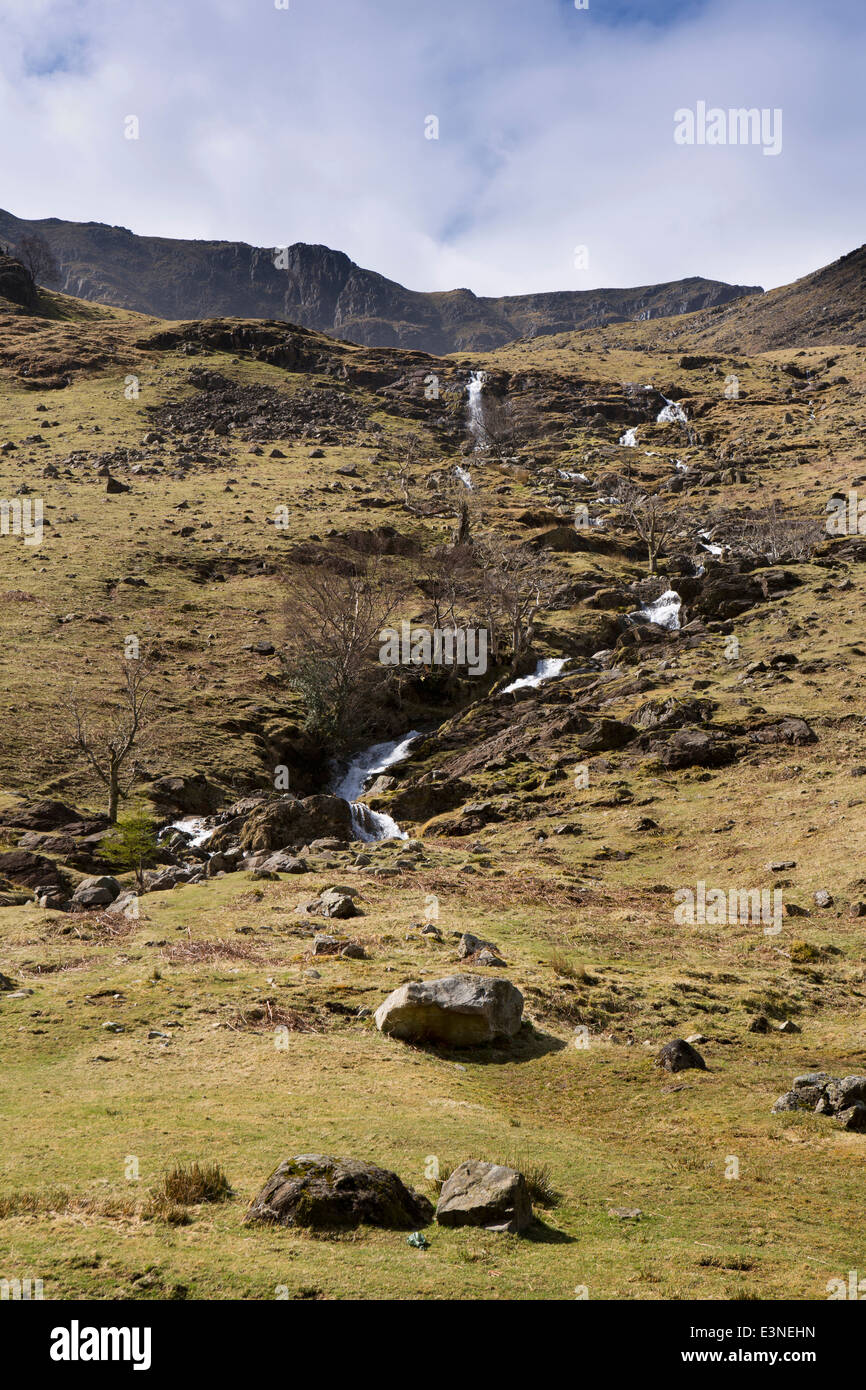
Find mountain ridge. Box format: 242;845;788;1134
0;206;761;354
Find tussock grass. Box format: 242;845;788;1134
155;1161;232;1207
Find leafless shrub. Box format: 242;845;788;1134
736;505;823;563
476;541;557;665
62;653;155;822
282;558;403;747
611;480;680;575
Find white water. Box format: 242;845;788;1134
454;464;474;490
165;817;214;848
675;460;688;473
634;589;682;630
331;731;422;842
466;371;486;446
697;529;724;557
657;396;688;425
501;656;570;694
559;469;590;482
619;427;638;447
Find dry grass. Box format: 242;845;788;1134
154;1161;232;1207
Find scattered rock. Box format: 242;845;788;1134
773;1073;866;1129
435;1160;532;1234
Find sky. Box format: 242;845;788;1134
0;0;863;297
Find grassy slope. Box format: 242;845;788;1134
1;298;865;1299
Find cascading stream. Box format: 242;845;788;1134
330;731;423;842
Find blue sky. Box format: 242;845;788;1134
1;0;863;296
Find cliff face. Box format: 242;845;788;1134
0;208;760;351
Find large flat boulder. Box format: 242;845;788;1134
237;795;354;853
375;974;524;1046
244;1154;433;1230
436;1160;533;1234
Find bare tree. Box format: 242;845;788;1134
477;541;556;668
64;656;154;822
613;482;678;576
282;559;403;746
16;232;60;286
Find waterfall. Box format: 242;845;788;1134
466;371;486;446
163;817;214;848
619;427;638;447
330;731;422;842
657;396;688;425
501;657;570;694
454;464;473;490
630;589;682;631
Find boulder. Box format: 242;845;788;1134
244;1154;433;1230
259;852;308;874
435;1160;533;1234
375;974;523;1046
317;887;360;919
457;932;498;960
71;875;122;908
145;772;225;815
656;1038;707;1073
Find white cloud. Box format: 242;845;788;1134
0;0;863;296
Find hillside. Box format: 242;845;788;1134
640;244;866;354
0;272;865;1302
0;207;761;353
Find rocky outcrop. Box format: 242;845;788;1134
0;849;69;897
0;254;36;310
375;974;524;1046
773;1073;866;1130
244;1154;434;1230
235;796;354;853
